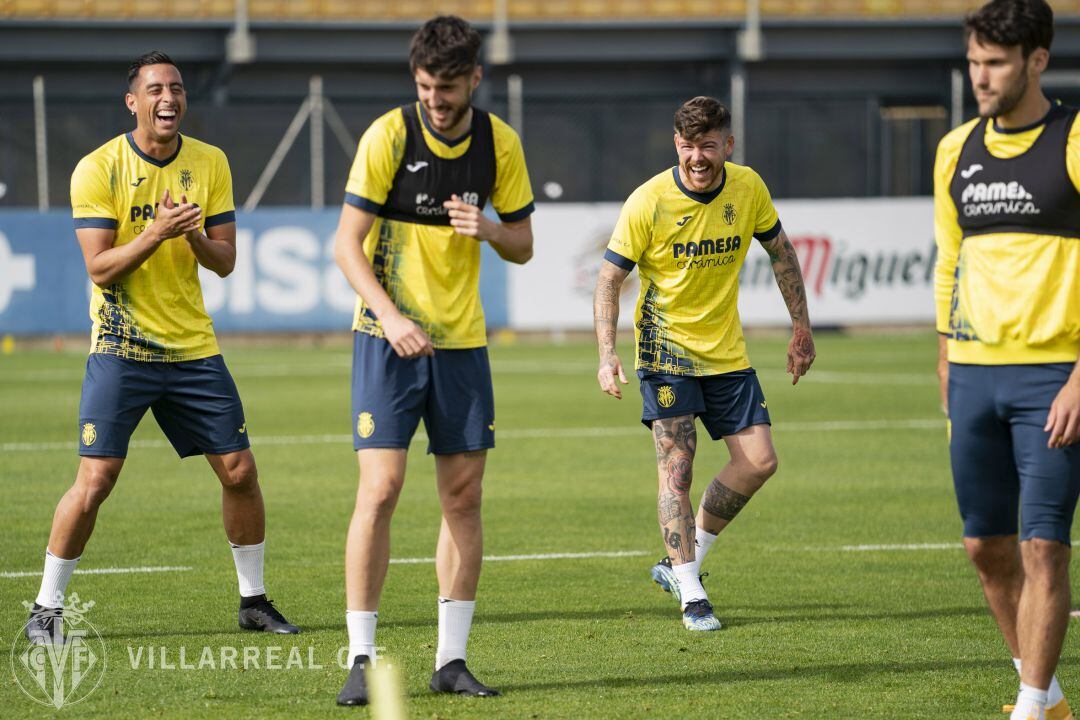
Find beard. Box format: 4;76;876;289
426;96;471;131
979;69;1029;119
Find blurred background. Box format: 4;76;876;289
1;0;1077;337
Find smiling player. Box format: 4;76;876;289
593;96;815;632
24;50;298;645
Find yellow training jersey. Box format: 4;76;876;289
71;133;235;361
344;103;534;349
934;108;1080;365
605;163;781;376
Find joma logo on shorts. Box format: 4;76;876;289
673;236;741;259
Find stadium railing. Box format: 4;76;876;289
5;0;1078;20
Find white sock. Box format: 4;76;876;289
436;597;475;670
345;610;378;667
693;528;718;573
1011;683;1049;720
1013;658;1065;707
673;561;707;608
35;550;79;609
230;541;265;597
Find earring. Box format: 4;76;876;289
131;111;135;116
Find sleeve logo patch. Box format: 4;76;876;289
81;423;97;447
357;412;375;439
657;386;676;408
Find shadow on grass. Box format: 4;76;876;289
104;603;986;640
492;655;1080;695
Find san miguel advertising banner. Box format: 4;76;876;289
510;197;937;329
0;199;933;335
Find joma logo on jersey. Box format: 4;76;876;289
673;236;741;259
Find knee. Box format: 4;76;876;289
1021;538;1070;584
742;450;778;484
74;465;118;511
357;475;404;519
964;537;1020;576
441;478;483;518
220;456;259;492
662;453;695;495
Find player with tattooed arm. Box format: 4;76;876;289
593;96;815;631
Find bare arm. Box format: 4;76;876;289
77;189;201;288
937;333;949;415
444;195;533;264
594;260;631;398
332;203;433;358
758;229;815;384
185;220;236;278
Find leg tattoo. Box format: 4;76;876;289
701;479;750;521
653;417;697;565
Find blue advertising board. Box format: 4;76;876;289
0;209;508;335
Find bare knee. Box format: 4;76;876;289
219;455;259;492
73;462;119;511
1021;538;1070;588
964;536;1021;577
357;474;405;520
441;478;482;519
740;449;778;485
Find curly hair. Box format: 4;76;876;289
409;15;482;78
674;96;731;140
965;0;1053;57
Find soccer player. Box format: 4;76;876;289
332;16;534;705
24;51;298;644
593;96;814;632
934;2;1080;718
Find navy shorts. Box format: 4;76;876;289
638;367;771;440
949;362;1080;545
351;332;495;455
78;353;250;459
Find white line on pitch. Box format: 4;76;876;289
0;565;193;579
837;543;962;552
390;550;649;565
0;418;943;453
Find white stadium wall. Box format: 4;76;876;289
510;197;936;330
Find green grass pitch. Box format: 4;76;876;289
0;332;1073;718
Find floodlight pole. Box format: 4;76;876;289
950;68;964;129
732;0;763;166
226;0;256;65
33;75;49;211
310;76;325;210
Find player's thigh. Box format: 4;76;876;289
352;332;427;451
722;423;778;474
435;451;487;506
78;354;158;458
698;368;771;442
205;448;258;489
638;372;706;442
948;363;1019;537
424;347;494;456
1007;364;1080;545
151;355;249;459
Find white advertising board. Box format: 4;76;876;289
509;197;936;329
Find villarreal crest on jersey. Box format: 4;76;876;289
71;133;235;361
604;163;782;377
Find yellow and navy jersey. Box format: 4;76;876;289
344;102;534;349
605;163;781;376
934;105;1080;365
71;133;234;362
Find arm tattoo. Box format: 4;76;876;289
760;231;809;328
593;265;627;362
701;479;750;521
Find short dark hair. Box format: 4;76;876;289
409;15;482;78
965;0;1053;58
127;50;177;88
674;96;731;140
